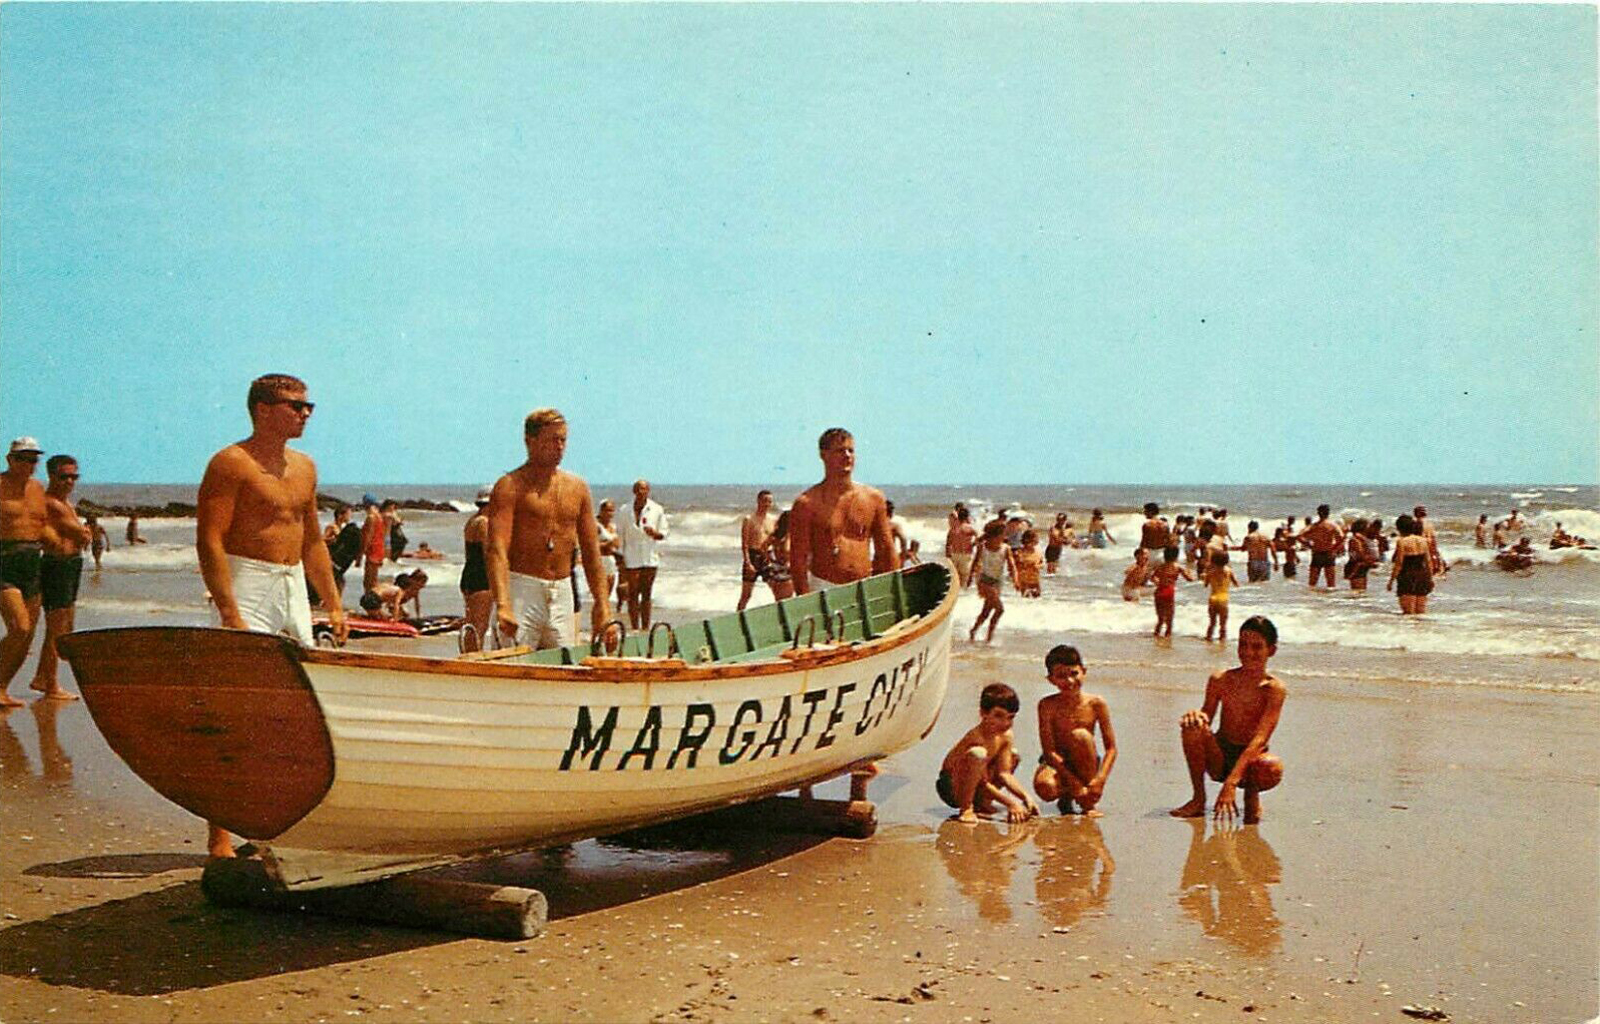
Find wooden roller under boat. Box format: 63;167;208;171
59;564;955;890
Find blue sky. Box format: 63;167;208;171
2;3;1595;485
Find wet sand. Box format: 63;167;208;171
2;618;1597;1023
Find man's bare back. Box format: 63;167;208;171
199;444;319;565
1300;519;1342;553
1240;532;1273;561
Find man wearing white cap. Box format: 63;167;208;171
0;437;49;708
459;486;493;651
197;374;346;858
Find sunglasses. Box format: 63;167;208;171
267;398;316;414
58;473;80;480
9;453;39;463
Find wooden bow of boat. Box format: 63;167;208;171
56;627;335;839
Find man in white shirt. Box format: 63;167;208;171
619;479;668;630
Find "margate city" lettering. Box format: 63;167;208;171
559;650;929;771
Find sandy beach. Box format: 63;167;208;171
3;612;1595;1024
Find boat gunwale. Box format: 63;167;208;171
297;565;955;682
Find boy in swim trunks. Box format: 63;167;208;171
1239;520;1275;582
1203;550;1238;642
1032;645;1117;816
1014;530;1043;597
86;514;110;569
1149;546;1194;639
1300;505;1343;589
1170;615;1286;825
937;682;1039;824
1121;547;1152;601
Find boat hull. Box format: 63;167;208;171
61;564;955;890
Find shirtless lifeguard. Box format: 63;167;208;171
738;489;777;611
197;374;346;856
1170;616;1286;824
31;455;92;700
790;428;898;594
0;437;49;709
487;408;611;651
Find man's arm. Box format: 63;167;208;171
573;484;612;638
789;495;813;594
299;467;346;641
486;477;519;640
48;503;92;547
869;494;899;575
196;451;246;628
992;734;1039;819
1037;699;1066;772
740;516;757;573
646;506;667;541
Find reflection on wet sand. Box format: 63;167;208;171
1034;817;1114;930
936;818;1034;923
29;698;74;785
1176;818;1282;956
0;709;32;781
0;701;75;789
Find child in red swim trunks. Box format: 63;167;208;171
1148;546;1194;639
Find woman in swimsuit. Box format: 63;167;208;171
968;521;1015;643
1087;509;1113;549
459;493;493;651
1344;518;1374;591
762;511;795;601
1386;514;1434;615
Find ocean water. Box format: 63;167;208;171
70;482;1600;695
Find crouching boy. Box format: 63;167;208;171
937;683;1040;824
1031;645;1117;816
1170;615;1286;825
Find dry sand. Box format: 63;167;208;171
2;632;1596;1023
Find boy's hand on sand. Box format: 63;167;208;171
1004;799;1031;823
1213;782;1238;824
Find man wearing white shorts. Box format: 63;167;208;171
215;554;315;645
506;571;575;650
197;373;345;857
487;408;612;652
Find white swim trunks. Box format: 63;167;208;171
508;571;575;651
215;554;314;645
